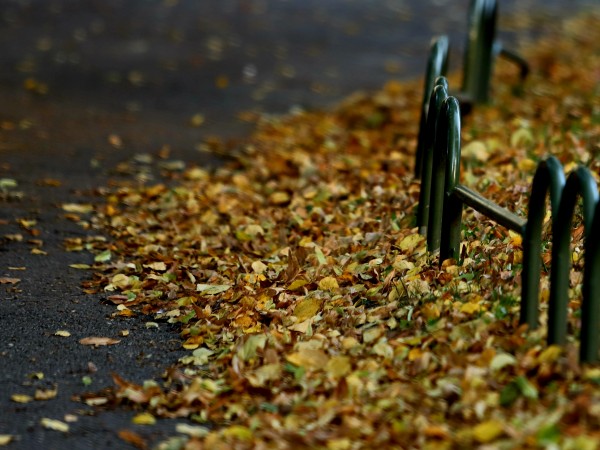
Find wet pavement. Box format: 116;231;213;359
0;0;596;448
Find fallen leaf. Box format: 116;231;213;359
62;203;94;214
175;424;210;438
132;412;156;425
293;297;323;322
40;418;69;433
35;386;58;400
196;284;231;295
69;264;91;270
79;337;121;346
0;277;20;284
118;429;148;450
490;353;517;371
325;355;351;378
0;435;13;446
472;420;504;443
11;394;33;403
318;276;339;291
247;363;282;387
286;349;329;370
55;330;71;337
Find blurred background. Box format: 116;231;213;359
0;0;597;159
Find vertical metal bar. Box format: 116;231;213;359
462;0;497;103
520;157;565;329
427;96;458;252
415;36;449;179
416;80;449;234
548;167;598;346
439;97;463;262
581;201;600;363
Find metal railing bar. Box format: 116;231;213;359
427;96;461;253
417;80;449;234
415;37;449;180
453;185;527;233
548;167;599;349
581;201;600;363
520;156;565;330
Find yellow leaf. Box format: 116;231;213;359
325;355;351;378
11;394;33;403
40;418;69;432
69;264;91;270
537;345;562;364
222;425;253;441
408;348;422;361
111;274;130;289
62;203;94;214
251;260;268;274
398;234;424;253
510;128;534;148
293;297;322;322
462;140;489;162
422;303;441;320
490;353;517;371
0;435;13;446
35;386;58;400
143;261;167;271
132;412;156;425
472;420;504;443
286;349;329;370
460;302;481;315
508;230;522;246
362;327;383;343
54;330;71;337
247;363;282;387
182;335;204;350
318;276;339;291
287;279;308;290
327;438;352;450
269;191;290;205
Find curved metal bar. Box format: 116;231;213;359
462;0;497;104
548;167;598;346
415;37;450;179
427;96;460;253
416;80;449;234
520;156;565;329
581;200;600;363
439;98;463;262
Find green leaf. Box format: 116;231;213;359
94;250;112;263
314;246;327;265
516;375;538;400
196;284;231;295
499;382;520;407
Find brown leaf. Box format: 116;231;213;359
118;430;148;450
79;337;121;346
0;277;20;284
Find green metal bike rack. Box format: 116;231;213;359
415;37;449;180
415;0;529;185
462;0;529;104
416;77;449;234
419;76;600;364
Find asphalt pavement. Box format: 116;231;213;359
0;1;595;448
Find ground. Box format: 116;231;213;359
0;1;595;449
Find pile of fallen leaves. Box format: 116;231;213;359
72;11;600;450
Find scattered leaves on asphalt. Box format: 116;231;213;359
72;11;600;449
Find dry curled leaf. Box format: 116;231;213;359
79;337;121;346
